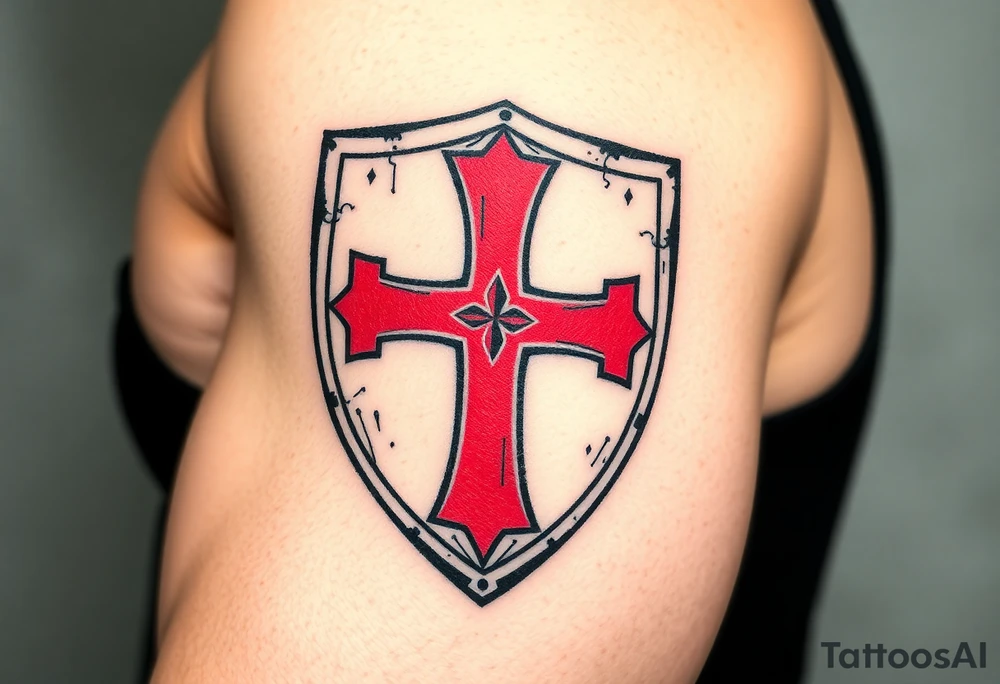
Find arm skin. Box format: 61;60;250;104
132;49;233;389
129;1;871;681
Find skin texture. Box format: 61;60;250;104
133;1;873;681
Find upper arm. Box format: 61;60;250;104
156;1;828;680
132;48;233;387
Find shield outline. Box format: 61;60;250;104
310;100;680;605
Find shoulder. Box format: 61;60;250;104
203;0;831;306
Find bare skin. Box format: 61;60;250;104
133;1;872;681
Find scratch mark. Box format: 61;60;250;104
388;145;397;194
355;408;375;464
451;534;474;564
598;146;621;190
479;195;486;239
500;437;506;486
590;435;610;467
639;230;670;249
563;302;602;311
495;539;518;563
324;202;356;224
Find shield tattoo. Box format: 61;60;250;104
310;101;679;605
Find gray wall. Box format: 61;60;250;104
0;1;996;682
0;2;222;682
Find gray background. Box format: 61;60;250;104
0;1;996;682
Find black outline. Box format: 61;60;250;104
311;101;681;606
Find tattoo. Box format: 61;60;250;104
639;229;671;249
311;101;680;605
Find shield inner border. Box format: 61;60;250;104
310;101;680;605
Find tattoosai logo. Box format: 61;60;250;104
821;641;987;670
310;101;679;604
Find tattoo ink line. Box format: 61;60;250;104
590;435;610;467
324;202;356;224
500;437;506;486
451;535;475;565
388;145;398;194
598;145;622;189
495;539;518;564
353;387;366;398
479;195;486;239
373;410;381;432
640;230;670;249
355;408;375;464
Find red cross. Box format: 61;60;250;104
331;133;649;560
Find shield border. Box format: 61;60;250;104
310;100;680;605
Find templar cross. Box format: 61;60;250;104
331;132;650;561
